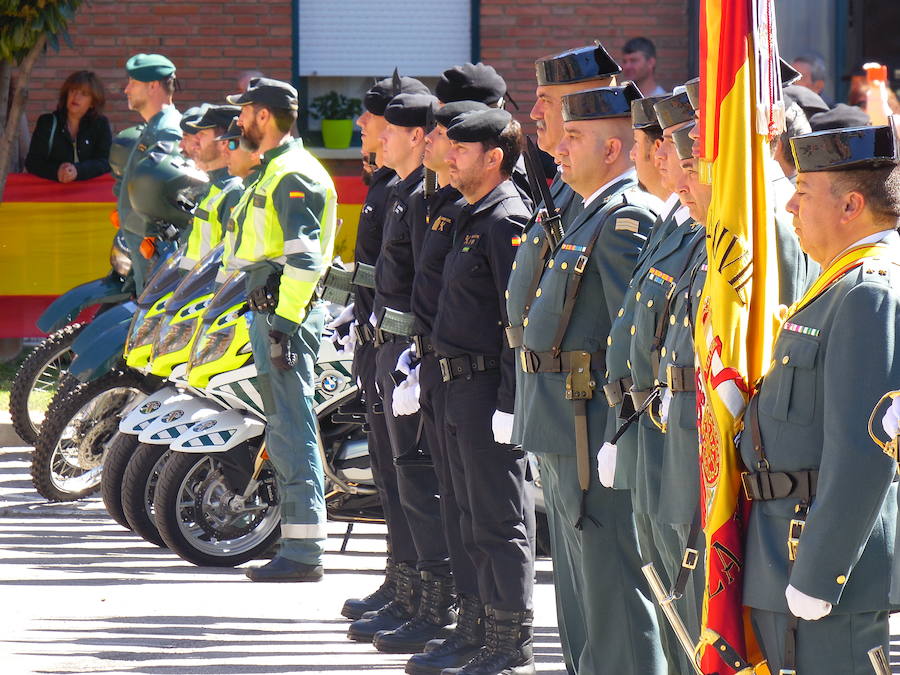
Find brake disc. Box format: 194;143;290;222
194;469;265;540
76;417;119;468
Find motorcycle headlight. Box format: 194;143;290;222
128;312;164;352
110;243;132;276
190;325;235;368
155;318;198;357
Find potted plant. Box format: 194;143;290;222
309;91;363;149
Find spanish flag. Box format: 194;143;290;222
695;1;783;672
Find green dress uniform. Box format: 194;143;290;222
516;168;665;675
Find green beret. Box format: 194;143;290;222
126;53;176;82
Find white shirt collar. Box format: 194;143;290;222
674;205;692;225
582;169;637;208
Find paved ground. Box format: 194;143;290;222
0;444;565;675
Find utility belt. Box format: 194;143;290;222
740;468;818;503
603;376;633;407
438;354;500;382
519;348;605;374
352;262;376;289
666;365;695;392
505;324;524;349
320;265;354;306
374;307;415;346
412;334;434;356
354;321;376;347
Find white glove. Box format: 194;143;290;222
368;311;377;327
491;410;514;444
597;442;617;488
881;396;900;439
660;388;672;427
336;322;357;356
326;303;354;330
395;344;417;376
392;365;421;416
785;584;832;621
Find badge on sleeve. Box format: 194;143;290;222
615;217;640;233
432;216;452;232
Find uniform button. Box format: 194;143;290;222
670;315;676;325
672;351;678;360
548;259;555;268
505;290;510;299
661;347;667;357
533;236;540;245
684;317;690;327
647;299;654;308
523;318;529;326
535;288;542;297
512;261;517;270
836;575;846;585
782;355;790;365
636;291;642;301
618;308;625;317
630;325;636;335
626;359;632;369
607;336;612;346
561;262;568;270
696;289;702;297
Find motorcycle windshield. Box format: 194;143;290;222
136;245;187;309
164;244;224;315
199;270;247;326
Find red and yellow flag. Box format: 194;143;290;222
695;1;782;672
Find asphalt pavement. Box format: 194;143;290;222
0;442;565;675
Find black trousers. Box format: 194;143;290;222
375;339;449;575
420;353;478;596
443;369;534;611
355;340;417;566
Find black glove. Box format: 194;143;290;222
248;274;280;313
268;330;297;371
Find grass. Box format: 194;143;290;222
0;349;57;415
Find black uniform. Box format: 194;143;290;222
373;165;448;575
431;179;535;612
352;165;419;567
410;184;477;597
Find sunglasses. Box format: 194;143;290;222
227;138;240;151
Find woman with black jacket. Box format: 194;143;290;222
26;70;112;182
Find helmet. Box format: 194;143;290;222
109;124;145;178
128;146;209;229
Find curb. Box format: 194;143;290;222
0;413;25;447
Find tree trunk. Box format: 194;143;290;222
0;60;11;131
0;34;46;202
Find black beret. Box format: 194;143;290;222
782;85;830;120
673;123;697;161
654;91;694;130
434;100;490;129
364;72;431;115
535;41;621;86
437;63;507;105
685;77;701;111
188;104;241;131
179;105;207;134
446;108;513;143
790;124;899;172
809;103;871;131
226;77;298;112
384;93;439;128
215;117;241;141
632;94;669;130
562;82;642;122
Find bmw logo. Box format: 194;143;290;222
139;400;162;414
319;369;345;395
191;419;217;432
161;410;184;423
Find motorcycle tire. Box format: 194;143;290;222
9;323;84;445
154;451;281;567
121;443;171;548
31;370;154;502
101;432;141;531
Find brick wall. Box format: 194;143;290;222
23;0;293;134
479;0;692;132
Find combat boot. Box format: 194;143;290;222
347;562;419;642
441;606;535;675
342;559;398;619
405;594;485;674
374;571;457;653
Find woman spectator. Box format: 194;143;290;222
25;70;112;182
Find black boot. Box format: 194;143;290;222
373;571;457;653
405;594;485;674
347;562;419;642
342;559;398;619
441;606;535;675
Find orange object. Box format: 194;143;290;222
139;237;157;259
865;62;888;84
110;209;120;228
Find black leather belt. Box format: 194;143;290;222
505;324;524;348
741;469;818;502
412;334;434;356
438;354;500;382
374;329;410;347
519;349;605;374
603;376;633;407
666;365;695;392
